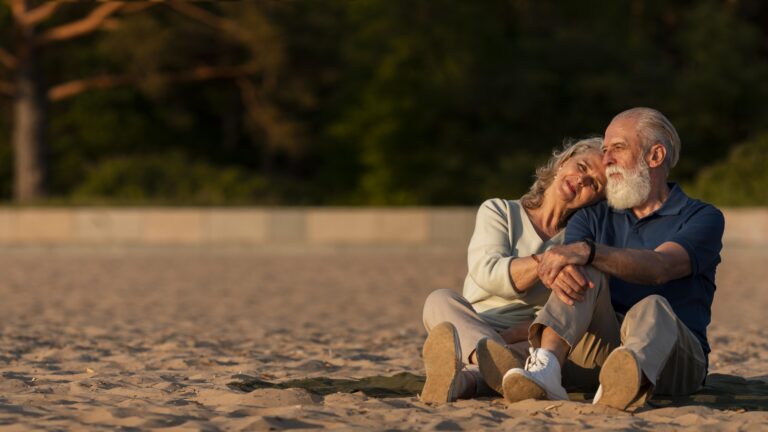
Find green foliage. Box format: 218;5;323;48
71;152;270;205
330;1;556;204
685;133;768;206
1;0;767;205
669;1;768;179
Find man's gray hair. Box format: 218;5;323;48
521;137;603;210
613;107;681;173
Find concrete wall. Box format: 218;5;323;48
0;207;763;247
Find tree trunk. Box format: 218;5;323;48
12;39;48;202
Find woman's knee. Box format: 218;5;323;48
422;289;461;328
423;289;458;313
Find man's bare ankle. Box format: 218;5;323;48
468;349;477;365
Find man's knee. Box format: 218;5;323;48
581;265;608;285
623;295;676;327
632;294;672;313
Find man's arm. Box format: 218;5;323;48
538;240;691;287
591;241;690;284
540;204;724;288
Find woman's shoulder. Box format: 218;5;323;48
478;198;523;217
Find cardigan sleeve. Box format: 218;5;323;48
466;198;527;299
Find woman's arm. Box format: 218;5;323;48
466;199;543;298
508;254;542;293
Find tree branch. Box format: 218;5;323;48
121;1;160;15
0;47;16;69
35;2;125;45
8;0;27;24
23;1;61;27
49;63;261;102
165;0;251;43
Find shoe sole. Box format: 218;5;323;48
420;322;461;404
596;349;641;411
502;371;546;403
476;338;521;395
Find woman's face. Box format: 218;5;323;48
553;150;606;209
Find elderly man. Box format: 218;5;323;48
499;107;724;410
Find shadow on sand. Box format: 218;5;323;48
228;372;768;411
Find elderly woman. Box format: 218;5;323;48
421;137;606;403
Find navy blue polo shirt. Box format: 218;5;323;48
565;183;724;357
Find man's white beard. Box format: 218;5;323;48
606;157;651;210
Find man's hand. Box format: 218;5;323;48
537;242;590;287
547;264;594;305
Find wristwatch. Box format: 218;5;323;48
584;238;596;265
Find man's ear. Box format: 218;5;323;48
646;143;666;169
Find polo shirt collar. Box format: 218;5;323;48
609;182;688;216
656;183;688;216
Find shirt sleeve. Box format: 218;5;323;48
465;199;523;299
668;204;725;276
564;208;596;245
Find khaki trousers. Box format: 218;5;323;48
530;266;708;401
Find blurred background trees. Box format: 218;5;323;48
0;0;765;206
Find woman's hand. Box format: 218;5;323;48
546;264;594;305
537;243;591;287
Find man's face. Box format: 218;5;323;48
602;117;643;174
602;117;651;209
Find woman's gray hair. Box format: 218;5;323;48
521;137;603;210
612;107;681;173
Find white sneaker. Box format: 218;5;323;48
502;348;569;403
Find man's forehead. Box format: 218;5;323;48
604;118;640;143
606;116;637;132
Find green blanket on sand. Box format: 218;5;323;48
228;372;768;411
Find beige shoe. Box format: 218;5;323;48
420;322;462;404
476;338;521;395
594;348;644;411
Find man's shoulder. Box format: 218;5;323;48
572;200;611;221
677;188;725;223
564;201;609;242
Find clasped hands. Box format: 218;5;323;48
535;242;593;305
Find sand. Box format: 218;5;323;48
0;245;765;430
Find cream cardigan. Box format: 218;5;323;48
462;198;564;331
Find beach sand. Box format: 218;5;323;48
0;245;765;430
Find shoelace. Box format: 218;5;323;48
524;347;548;372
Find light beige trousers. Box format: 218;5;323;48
422;288;529;366
421;288;603;390
530;266;708;400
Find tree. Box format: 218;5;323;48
0;1;293;202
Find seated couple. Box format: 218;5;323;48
421;107;724;411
